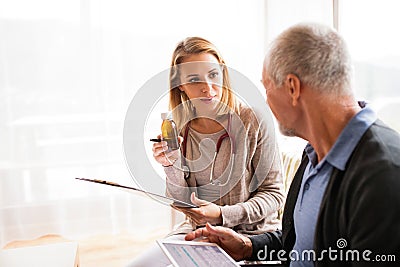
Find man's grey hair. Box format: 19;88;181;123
265;23;353;96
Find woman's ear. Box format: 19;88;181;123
179;85;184;92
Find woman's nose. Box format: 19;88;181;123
201;80;214;93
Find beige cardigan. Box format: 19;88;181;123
165;105;285;236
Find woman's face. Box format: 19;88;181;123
178;53;224;117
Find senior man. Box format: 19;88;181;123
185;23;400;267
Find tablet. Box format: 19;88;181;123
157;240;240;267
75;177;198;208
237;260;283;266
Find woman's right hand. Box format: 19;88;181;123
152;134;183;167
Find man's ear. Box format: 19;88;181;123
285;74;301;106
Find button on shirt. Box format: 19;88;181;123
290;107;377;267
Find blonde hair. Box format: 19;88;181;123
169;37;239;131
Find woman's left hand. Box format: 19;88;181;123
174;192;223;226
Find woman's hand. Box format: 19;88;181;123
152;134;183;167
175;192;223;225
185;223;253;261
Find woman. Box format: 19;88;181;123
127;37;284;266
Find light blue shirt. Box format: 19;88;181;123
290;107;377;267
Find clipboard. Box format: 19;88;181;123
75;177;198;208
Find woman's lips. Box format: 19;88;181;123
200;97;215;104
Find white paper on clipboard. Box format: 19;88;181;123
75;177;198;208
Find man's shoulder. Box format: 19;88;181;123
342;119;400;182
369;119;400;141
357;119;400;166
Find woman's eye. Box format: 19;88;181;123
188;77;200;83
209;72;219;79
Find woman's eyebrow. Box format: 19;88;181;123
185;68;217;78
186;74;199;78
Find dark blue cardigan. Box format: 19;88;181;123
249;119;400;266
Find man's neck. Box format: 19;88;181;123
302;95;361;163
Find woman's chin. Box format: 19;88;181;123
194;105;219;118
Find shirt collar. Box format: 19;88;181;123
305;106;377;171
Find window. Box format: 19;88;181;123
339;0;400;132
263;0;333;154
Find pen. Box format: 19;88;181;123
150;138;161;142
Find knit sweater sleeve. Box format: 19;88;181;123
164;159;191;204
220;108;285;228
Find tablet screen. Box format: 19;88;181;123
158;240;240;267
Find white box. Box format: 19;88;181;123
0;242;79;267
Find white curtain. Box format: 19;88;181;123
0;0;268;246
